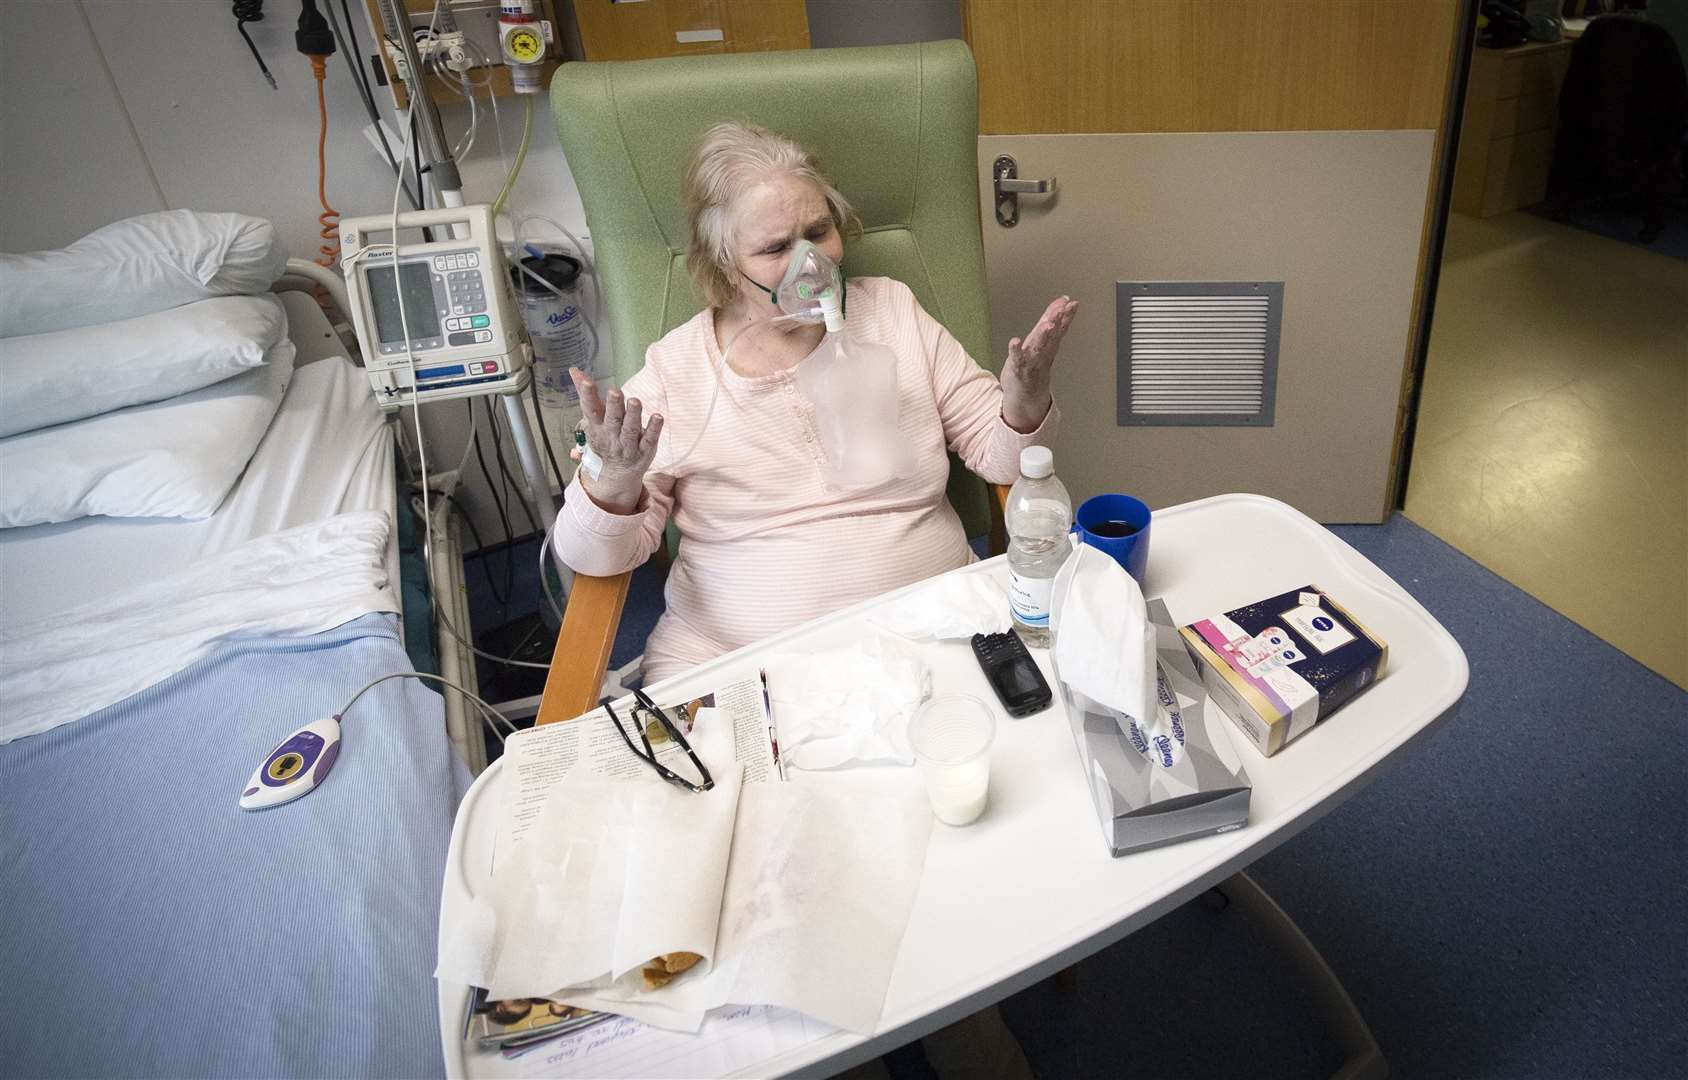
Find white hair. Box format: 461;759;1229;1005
682;122;859;309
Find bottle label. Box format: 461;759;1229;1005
1008;569;1054;626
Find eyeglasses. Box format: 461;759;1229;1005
600;689;715;793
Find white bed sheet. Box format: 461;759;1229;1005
0;292;397;628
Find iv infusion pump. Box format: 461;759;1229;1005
340;204;530;409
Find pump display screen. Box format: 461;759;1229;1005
367;262;440;344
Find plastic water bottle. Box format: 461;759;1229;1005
1005;446;1072;647
511;252;590;411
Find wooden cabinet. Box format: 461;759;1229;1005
571;0;809;61
1451;39;1574;217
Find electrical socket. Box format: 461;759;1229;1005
383;30;467;82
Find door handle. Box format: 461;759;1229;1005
993;155;1056;227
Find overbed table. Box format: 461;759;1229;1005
438;494;1469;1078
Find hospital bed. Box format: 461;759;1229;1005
0;269;473;1077
0;276;486;773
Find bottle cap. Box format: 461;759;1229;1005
1020;446;1053;479
510;252;582;296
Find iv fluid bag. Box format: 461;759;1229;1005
794;328;910;490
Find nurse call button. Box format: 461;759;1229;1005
259;730;323;787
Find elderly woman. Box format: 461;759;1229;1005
558;122;1078;681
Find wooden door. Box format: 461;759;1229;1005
962;1;1461;522
572;0;809;60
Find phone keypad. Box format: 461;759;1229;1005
972;632;1025;664
446;268;486;315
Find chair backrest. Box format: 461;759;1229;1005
550;40;996;533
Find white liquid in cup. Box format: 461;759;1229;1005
911;695;996;827
922;759;990;825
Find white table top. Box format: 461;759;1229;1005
437;494;1468;1077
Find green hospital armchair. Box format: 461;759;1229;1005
536;40;1009;725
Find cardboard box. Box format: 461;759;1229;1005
1179;585;1387;757
1055;598;1252;858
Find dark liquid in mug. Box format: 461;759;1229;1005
1087;520;1140;539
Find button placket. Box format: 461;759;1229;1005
782;378;825;465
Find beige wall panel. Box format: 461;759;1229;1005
980;130;1434;523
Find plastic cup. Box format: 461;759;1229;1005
1072;493;1152;583
910;695;997;826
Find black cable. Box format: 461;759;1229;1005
325;0;420;210
440;493;509;608
486;401;530;614
486;399;542;537
529;376;567;496
335;0;375;99
470;401;517;605
232;0;277;90
413;113;430;199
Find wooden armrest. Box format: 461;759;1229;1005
536;570;633;726
989;482;1011;556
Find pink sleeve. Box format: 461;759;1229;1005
548;362;676;577
912;291;1059;486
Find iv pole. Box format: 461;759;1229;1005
373;0;561;549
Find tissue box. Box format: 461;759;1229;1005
1055;599;1252;858
1178;585;1388;757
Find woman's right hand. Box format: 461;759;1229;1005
571;367;663;516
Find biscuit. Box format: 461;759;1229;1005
641;951;702;989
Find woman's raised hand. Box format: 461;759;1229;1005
1000;296;1078;433
571;367;663;516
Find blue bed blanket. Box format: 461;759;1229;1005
0;613;466;1078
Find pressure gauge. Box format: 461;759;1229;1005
502;24;543;63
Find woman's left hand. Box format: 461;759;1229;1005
1001;296;1079;433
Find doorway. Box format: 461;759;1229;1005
1400;9;1688;687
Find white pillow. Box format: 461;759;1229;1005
0;339;295;528
0;294;287;439
0;210;288;338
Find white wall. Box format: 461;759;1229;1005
0;0;598;553
0;2;166;251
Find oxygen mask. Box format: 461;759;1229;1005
746;239;845;331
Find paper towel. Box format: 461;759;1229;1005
1050;544;1158;732
436;762;745;1005
762;636;931;769
867;571;1012;641
553;771;933;1035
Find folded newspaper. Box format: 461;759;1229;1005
437;676;932;1036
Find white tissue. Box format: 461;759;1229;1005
556;772;935;1035
434;764;745;1007
1050;544;1158;732
868;572;1012;641
763;637;931;769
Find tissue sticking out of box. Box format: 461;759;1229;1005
1050;543;1159;734
1052;590;1253;858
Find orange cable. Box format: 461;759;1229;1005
312;55;340;268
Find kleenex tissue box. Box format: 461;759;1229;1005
1179;585;1388;757
1055;599;1252;858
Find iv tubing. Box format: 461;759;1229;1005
492;96;534;218
668;312;807;470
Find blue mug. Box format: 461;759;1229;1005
1071;494;1152;583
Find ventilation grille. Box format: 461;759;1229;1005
1117;282;1282;427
